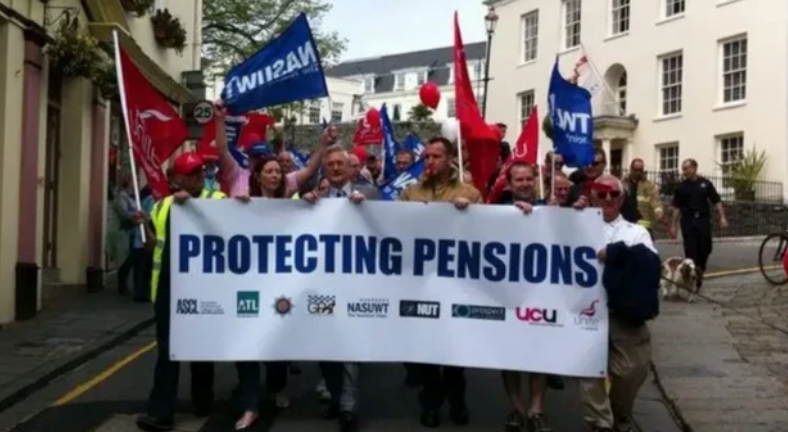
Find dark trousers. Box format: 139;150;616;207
235;362;261;412
265;361;288;394
418;365;466;411
146;292;214;420
319;362;345;409
118;246;149;301
681;219;713;272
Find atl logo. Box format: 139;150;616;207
515;307;559;325
176;299;198;315
237;291;260;317
399;300;440;319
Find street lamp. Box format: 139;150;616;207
482;4;498;119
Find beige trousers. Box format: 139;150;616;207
577;315;651;430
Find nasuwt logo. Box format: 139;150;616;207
224;42;319;99
575;300;601;330
451;304;506;321
347;298;389;318
237;291;260;317
515;307;562;327
308;295;336;315
399;300;440;319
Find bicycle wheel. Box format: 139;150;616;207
759;232;788;285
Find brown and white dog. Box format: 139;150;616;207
661;257;700;302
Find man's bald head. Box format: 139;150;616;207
593;174;625;222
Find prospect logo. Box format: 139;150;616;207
451;304;506;321
399;300;440;319
236;291;260;317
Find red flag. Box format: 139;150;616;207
486;106;540;204
353;118;382;145
116;45;188;199
453;12;498;199
196;113;274;156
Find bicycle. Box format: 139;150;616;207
758;207;788;285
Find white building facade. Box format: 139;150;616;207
485;0;788;187
325;44;488;124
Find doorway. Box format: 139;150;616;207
42;73;62;271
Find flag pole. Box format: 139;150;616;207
112;30;146;243
456;119;464;181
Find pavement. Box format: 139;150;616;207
652;272;788;432
0;238;764;432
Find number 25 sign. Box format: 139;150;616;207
192;100;215;125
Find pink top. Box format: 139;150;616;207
224;161;299;197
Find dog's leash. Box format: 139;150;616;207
658;274;788;337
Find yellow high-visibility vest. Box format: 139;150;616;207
150;189;226;303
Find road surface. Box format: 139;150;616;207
0;327;592;432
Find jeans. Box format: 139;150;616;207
235;362;261;412
118;246;150;301
146;289;214;420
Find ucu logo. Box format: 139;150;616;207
515;307;559;325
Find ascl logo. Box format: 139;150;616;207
575;300;601;330
176;299;198;315
515;307;561;327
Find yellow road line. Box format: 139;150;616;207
705;265;779;279
51;341;157;407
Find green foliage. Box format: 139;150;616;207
45;18;104;79
120;0;155;17
718;146;767;200
151;9;187;53
408;103;433;122
541;114;553;140
202;0;346;72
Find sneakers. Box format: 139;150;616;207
526;412;552;432
136;415;173;432
504;410;524;431
315;379;331;403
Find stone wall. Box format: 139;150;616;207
279;121;442;151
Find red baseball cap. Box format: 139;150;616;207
173;152;205;176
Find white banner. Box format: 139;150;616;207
171;200;609;378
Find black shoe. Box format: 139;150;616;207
504;410;524;431
526;412;552;432
136;415;174;432
339;411;359;432
193;403;213;418
134;297;149;303
323;405;340;420
449;404;469;426
420;410;440;428
546;375;565;390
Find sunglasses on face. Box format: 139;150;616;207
592;160;604;167
594;190;622;200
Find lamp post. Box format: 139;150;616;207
482;4;498;119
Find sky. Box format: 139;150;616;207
320;0;489;61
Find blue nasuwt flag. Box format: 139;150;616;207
225;116;251;168
402;133;425;160
221;13;329;115
379;104;400;183
547;59;594;168
287;144;310;170
379;159;425;201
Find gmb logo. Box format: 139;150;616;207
176;299;198;315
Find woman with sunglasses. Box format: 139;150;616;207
231;156;292;430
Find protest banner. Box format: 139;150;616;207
170;200;609;378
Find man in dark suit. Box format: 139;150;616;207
302;144;379;432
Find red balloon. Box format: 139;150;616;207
365;108;381;128
419;82;441;109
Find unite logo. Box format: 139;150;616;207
575;300;601;330
130;108;170;184
515;307;561;327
